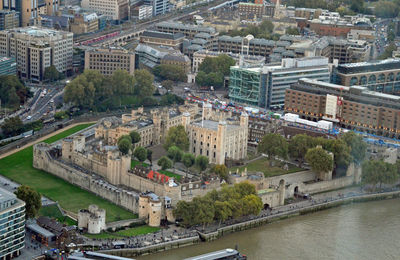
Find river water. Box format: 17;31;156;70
138;199;400;260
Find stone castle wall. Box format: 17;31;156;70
33;143;139;214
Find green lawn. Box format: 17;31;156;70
85;226;160;239
158;170;182;181
38;204;78;226
0;123;136;222
229;158;303;178
131;159;149;168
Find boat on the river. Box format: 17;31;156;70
183;248;247;260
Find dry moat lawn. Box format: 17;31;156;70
0;123;135;222
229;157;303;177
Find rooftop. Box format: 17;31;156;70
191;120;241;131
142;30;185;41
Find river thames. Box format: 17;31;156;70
138;199;400;260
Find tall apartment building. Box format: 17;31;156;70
229;57;330;109
1;0;59;26
143;0;169;16
0;187;26;259
238;2;264;19
85;46;135;75
0;27;73;82
285;78;400;138
333;59;400;95
81;0;129;21
0;10;19;30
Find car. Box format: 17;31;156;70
26;116;32;120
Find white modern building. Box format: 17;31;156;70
0;187;26;259
143;0;169;16
0;26;73;82
131;4;153;20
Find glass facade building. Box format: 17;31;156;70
0;56;17;76
0;187;25;259
229;57;330;109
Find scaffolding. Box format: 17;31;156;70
228;66;261;106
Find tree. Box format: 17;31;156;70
167;146;183;163
286;27;300;35
325;139;351;168
64;70;104;108
164;125;189;151
118;137;132;155
135;69;155;97
133;146;147;162
196;54;235;88
242;194;263;216
374;1;399;18
258;133;288;161
15;185;41;219
0;75;30;109
153;64;187;82
129;131;141;145
161;80;174;91
305;147;333;177
341;132;367;165
289;134;315;167
379;43;397;60
192;197;214;229
213;164;229;181
158;156;173;170
362;160;398;190
195;155;209;174
44;65;63;82
214;200;232;227
111;69;135;95
182;153;195;173
147;149;153;164
1;116;24;137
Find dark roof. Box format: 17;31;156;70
40;15;70;28
142;30;185;41
37;216;75;235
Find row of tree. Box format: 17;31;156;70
153;64;187;82
64;69;154;109
258;132;367;176
173;182;263;228
1;116;43;139
362;160;400;190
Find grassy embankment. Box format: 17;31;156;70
0;123;136;222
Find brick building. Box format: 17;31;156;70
285;78;400;138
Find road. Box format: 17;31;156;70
373;18;391;57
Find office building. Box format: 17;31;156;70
0;10;19;30
1;0;59;27
81;0;129;21
85;46;135;75
155;21;218;39
229;57;330;109
0;56;16;75
140;30;185;50
285;78;400;138
143;0;169;16
238;2;264;19
0;27;73;82
70;13;99;34
0;187;26;259
131;4;152;20
333;59;400;94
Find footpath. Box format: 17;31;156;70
93;187;400;258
